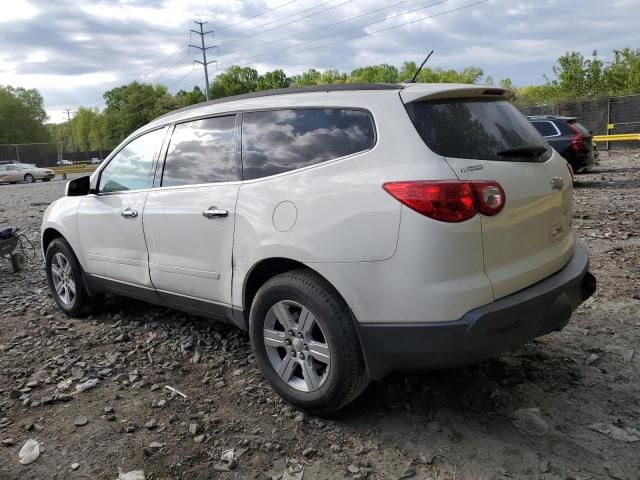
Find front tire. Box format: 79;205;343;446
249;269;368;415
45;238;95;316
24;174;34;184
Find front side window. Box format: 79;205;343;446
99;128;165;193
161;115;237;187
406;99;551;162
242;108;375;180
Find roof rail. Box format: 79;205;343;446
156;83;404;121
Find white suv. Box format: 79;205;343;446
41;83;596;414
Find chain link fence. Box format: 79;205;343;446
0;142;115;167
521;94;640;149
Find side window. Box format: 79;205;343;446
531;121;558;137
99;128;165;193
242;108;375;180
161;115;237;187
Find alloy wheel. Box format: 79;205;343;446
263;300;331;392
50;252;76;306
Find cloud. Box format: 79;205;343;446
0;0;638;122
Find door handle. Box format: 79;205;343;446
202;207;228;218
121;208;138;218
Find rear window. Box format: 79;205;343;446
531;121;559;137
406;99;551;162
241;108;375;180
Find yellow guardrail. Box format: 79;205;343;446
593;133;640;143
50;164;98;175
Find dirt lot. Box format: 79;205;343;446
1;151;639;480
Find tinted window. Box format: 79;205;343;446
162;115;237;187
531;121;558;137
406;100;551;162
99;128;165;193
242;109;375;180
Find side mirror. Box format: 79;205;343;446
65;175;91;196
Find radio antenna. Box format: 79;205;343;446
408;50;434;83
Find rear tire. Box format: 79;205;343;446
24;174;34;184
45;238;96;317
249;269;368;415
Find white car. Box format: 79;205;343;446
41;83;596;413
0;163;55;183
57;159;73;166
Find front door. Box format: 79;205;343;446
142;114;239;318
77;127;166;289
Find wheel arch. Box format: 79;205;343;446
242;257;360;328
242;256;371;380
42;227;63;256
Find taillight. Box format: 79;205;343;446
471;181;506;216
383;180;505;223
568;123;585;152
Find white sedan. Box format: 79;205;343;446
0;164;55;184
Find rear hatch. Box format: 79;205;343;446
402;86;575;299
564;118;595;160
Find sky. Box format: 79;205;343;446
1;0;638;123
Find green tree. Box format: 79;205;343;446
0;85;49;144
175;86;207;107
291;69;323;86
604;48;640;95
256;69;291;91
350;64;399;83
210;66;259;99
102;81;175;144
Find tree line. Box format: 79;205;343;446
1;48;639;154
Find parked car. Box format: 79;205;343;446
41;83;596;414
90;158;102;165
527;115;596;173
57;159;73;166
0;163;55;184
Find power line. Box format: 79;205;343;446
218;0;425;61
141;48;185;80
215;0;298;33
224;0;487;71
218;0;356;50
189;21;218;101
221;0;450;68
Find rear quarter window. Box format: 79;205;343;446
241;108;375;180
406;99;552;162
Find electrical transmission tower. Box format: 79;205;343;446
64;109;77;160
189;21;218;101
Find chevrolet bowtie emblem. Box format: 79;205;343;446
550;177;564;190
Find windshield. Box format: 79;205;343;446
405;99;551;162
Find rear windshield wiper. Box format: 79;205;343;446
497;145;548;157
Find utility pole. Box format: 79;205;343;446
64;109;77;161
189;21;218;101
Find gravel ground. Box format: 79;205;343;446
0;152;639;480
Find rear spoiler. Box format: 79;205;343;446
400;83;514;104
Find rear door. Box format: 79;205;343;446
404;96;574;299
143;114;239;319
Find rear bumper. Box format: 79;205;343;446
566;150;595;172
358;241;595;379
